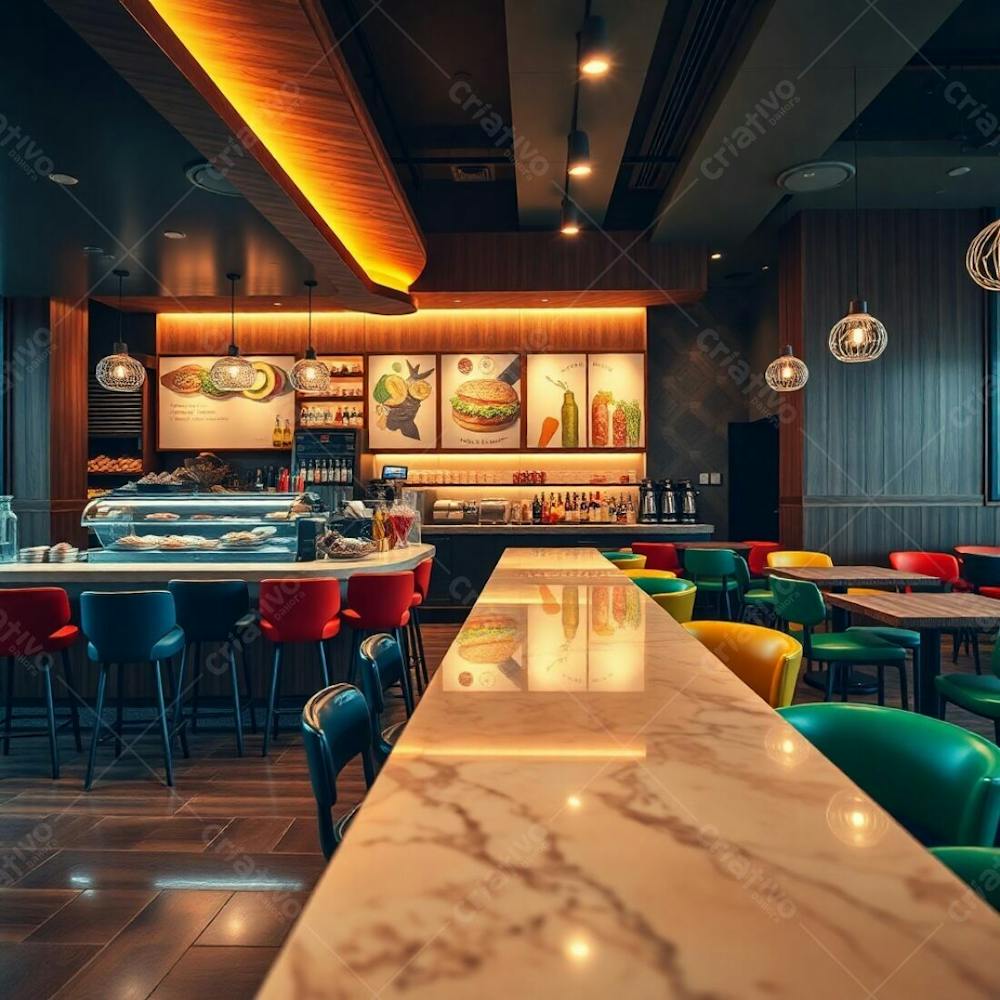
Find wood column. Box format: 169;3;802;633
777;217;804;548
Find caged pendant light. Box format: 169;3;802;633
210;272;256;391
966;216;1000;290
95;269;146;392
289;279;330;393
829;69;887;363
765;345;809;392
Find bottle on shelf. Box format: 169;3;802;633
532;494;541;524
272;416;283;448
254;468;264;492
281;419;292;448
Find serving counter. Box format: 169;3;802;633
260;547;1000;998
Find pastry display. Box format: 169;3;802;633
144;512;180;521
88;455;143;474
113;534;161;550
317;532;376;559
220;530;267;547
137;471;184;486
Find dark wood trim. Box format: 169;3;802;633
777;217;804;548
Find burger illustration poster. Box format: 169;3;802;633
440;353;522;450
367;354;438;449
157;355;295;450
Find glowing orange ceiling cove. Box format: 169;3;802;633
129;0;425;293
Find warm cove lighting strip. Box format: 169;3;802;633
154;307;647;322
139;0;420;293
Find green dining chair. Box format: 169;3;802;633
684;548;740;619
649;580;697;624
936;633;1000;743
929;847;1000;914
737;556;777;622
779;703;1000;846
770;577;910;708
626;573;684;597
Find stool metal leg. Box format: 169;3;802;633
42;658;59;779
153;660;173;787
191;641;201;731
84;664;109;791
114;663;124;758
61;649;82;752
228;645;244;757
412;607;429;688
3;656;12;755
262;643;283;757
242;650;257;734
394;628;415;716
318;640;331;688
173;646;190;758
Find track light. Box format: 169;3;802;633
560;198;582;236
567;130;592;177
579;15;610;76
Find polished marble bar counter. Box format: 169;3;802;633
0;543;435;585
261;547;1000;999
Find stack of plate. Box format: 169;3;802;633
19;546;49;563
48;545;79;563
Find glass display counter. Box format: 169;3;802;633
81;489;324;562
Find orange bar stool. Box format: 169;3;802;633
259;578;341;757
342;571;416;716
0;587;82;779
630;542;680;572
408;558;433;694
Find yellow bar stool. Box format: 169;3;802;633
621;569;677;580
604;553;647;570
648;580;697;623
683;620;803;708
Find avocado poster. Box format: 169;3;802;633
157;355;295;450
367;354;438;450
440;353;522;450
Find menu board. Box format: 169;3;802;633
587;353;645;448
439;353;522;450
367;354;438;449
158;356;295;450
525;354;588;448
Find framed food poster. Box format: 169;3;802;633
587;353;646;449
440;353;522;450
525;354;587;449
158;356;295;450
367;354;437;450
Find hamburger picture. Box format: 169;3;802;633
457;614;519;664
450;378;520;433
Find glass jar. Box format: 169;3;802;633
0;497;17;562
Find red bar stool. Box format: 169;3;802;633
341;571;415;716
0;587;82;779
259;578;341;757
630;542;680;572
408;558;433;693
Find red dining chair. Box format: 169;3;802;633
0;587;83;779
630;542;680;573
409;559;433;693
745;541;781;578
888;551;961;591
259;578;341;756
342;571;416;716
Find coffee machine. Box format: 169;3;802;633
657;479;678;524
677;479;700;524
638;479;659;523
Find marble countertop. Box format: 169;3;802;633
421;522;714;534
260;546;1000;999
0;543;435;584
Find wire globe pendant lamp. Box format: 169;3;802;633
966;217;1000;290
829;69;887;364
95;269;146;392
765;345;809;392
210;272;256;391
289;280;330;393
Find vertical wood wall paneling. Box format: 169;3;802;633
777;217;804;548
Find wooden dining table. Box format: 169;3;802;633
824;591;1000;715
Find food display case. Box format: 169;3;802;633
82;490;324;562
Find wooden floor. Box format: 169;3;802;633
0;623;994;999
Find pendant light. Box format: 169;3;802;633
210;272;256;391
567;129;592;176
579;9;610;77
95;269;146;392
829;69;887;363
966;216;1000;290
290;279;330;392
560;197;581;236
765;345;809;392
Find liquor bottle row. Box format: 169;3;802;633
294;457;353;487
299;404;364;428
513;491;637;525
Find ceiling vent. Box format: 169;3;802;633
450;164;495;183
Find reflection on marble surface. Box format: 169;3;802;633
260;547;1000;999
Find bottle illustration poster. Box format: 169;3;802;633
525;354;588;449
587;353;645;448
440;353;522;450
367;354;438;449
158;355;295;450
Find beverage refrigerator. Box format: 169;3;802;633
291;429;358;513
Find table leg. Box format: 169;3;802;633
916;628;941;716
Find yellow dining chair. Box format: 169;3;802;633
622;569;677;580
682;620;804;708
606;554;647;570
766;550;833;569
649;580;697;623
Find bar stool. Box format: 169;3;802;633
80;591;186;789
685;548;740;619
358;633;409;766
301;683;376;859
168;580;257;756
630;542;680;572
341;571;415;715
259;578;341;757
0;587;82;779
408;558;433;694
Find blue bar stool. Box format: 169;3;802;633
301;684;376;859
357;633;410;767
80;591;186;790
168;580;257;756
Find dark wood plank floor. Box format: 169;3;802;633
0;623;994;998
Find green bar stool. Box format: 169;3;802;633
684;548;740;619
357;633;410;767
603;552;646;570
648;580;697;623
779;703;1000;846
929;847;1000;913
936;631;1000;743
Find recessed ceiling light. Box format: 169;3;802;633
710;251;723;261
761;265;770;271
49;173;79;186
82;245;105;255
947;165;971;177
273;301;283;307
540;298;550;303
163;230;186;239
777;161;855;193
185;160;241;197
453;298;462;304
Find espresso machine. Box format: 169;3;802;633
677;479;700;524
657;479;679;523
638;479;659;523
